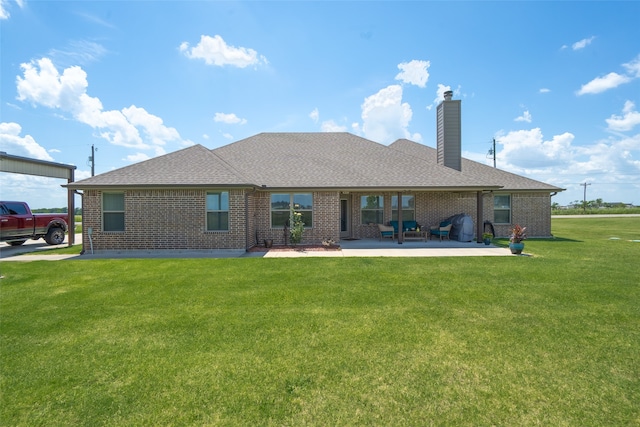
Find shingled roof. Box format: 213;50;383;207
68;144;251;188
68;132;562;192
212;132;498;190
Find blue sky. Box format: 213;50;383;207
1;0;639;209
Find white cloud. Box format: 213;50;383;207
570;133;640;183
496;128;574;170
124;106;180;146
577;54;640;95
0;173;72;209
309;108;319;123
0;1;9;19
180;35;267;68
395;60;430;88
320;120;347;132
539;88;551;93
572;36;596;50
360;85;413;144
15;57;186;151
213;112;247;125
489;127;640;205
0;122;54;160
514;110;532;123
577;72;632;95
74;11;117;29
1;0;23;19
606;101;640;132
124;153;150;163
48;40;108;67
427;84;461;110
623;54;640;78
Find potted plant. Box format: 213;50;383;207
482;232;493;245
509;224;527;254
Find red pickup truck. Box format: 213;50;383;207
0;201;69;246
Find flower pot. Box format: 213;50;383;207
483;238;491;245
264;239;273;248
509;242;524;254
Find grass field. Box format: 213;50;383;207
1;217;639;426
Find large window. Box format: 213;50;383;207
103;192;125;232
271;193;313;228
206;192;229;231
392;195;415;221
494;194;511;224
361;195;383;224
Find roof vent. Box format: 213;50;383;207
443;90;453;101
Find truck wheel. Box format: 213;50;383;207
45;227;65;245
9;240;27;246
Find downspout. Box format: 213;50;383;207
244;188;255;252
476;191;484;244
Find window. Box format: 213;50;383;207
206;192;229;231
103;192;125;231
391;195;415;221
271;193;313;228
3;202;28;215
361;195;383;224
494;194;511;224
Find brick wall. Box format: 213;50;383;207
81;188;552;251
82;189;247;250
252;190;340;246
492;192;552;238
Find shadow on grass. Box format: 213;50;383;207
492;236;582;249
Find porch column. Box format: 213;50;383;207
397;191;403;244
476;191;483;244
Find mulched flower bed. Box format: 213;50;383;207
247;244;341;252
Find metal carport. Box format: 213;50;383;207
0;152;77;246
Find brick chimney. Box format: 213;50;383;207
436;90;461;171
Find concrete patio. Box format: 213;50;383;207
259;238;512;258
0;235;515;261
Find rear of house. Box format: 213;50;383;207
67;95;563;252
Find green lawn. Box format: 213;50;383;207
1;218;639;426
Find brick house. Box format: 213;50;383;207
67;94;563;252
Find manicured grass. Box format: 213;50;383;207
1;218;639;425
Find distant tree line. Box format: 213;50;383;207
552;199;639;215
32;207;83;215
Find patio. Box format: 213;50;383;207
258;238;514;258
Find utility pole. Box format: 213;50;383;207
580;182;591;212
487;138;496;168
89;144;96;176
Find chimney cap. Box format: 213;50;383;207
444;90;453;101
